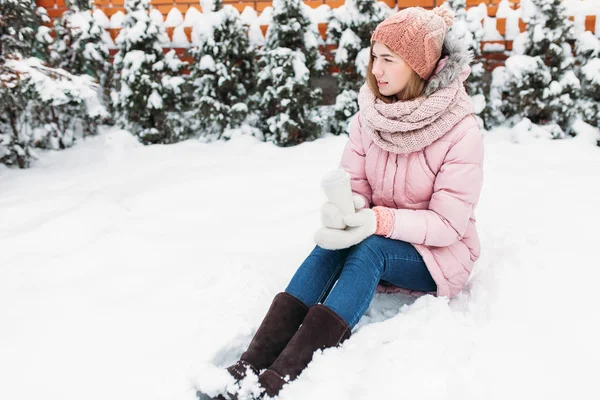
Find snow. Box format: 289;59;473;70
109;10;125;29
355;47;370;77
495;0;513;18
248;22;266;47
511;32;529;55
576;30;600;56
191;14;212;46
563;0;600;19
303;30;319;50
36;25;53;46
200;0;215;13
1;121;599;399
571;119;600;146
335;29;361;64
466;3;487;25
255;6;273;25
147;89;163;109
199;54;216;71
494;0;521;40
291;52;309;79
519;0;537;22
560;69;581;89
304;4;332;24
93;8;110;28
122;50;154;74
101;29;115;49
184;7;202;27
172;25;190;48
240;6;258;25
504;54;538;79
581;58;600;84
149;8;164;25
4;58;106;117
165;8;184;28
471;93;486;114
544;80;563;97
482;42;505;52
482;16;503;41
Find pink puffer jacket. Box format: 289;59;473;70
339;112;483;298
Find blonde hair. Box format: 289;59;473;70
365;42;426;103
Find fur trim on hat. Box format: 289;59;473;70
425;30;473;96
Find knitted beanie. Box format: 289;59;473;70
371;7;455;80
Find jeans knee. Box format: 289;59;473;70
347;237;386;276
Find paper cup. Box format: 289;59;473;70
321;169;355;215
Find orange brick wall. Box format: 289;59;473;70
37;0;598;69
40;0;509;20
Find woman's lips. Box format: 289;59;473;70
377;80;388;86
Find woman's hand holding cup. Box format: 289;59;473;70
320;194;367;230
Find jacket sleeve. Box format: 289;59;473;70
388;124;484;247
339;113;372;208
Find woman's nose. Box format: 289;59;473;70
372;61;382;77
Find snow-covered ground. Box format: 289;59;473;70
1;124;599;400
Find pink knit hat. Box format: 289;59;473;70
371;7;455;80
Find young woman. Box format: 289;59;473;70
214;6;483;399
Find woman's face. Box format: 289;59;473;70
371;42;414;97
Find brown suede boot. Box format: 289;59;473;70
225;292;309;384
257;304;351;397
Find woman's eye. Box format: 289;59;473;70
384;59;392;62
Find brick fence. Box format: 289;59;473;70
38;0;598;69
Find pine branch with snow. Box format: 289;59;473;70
51;0;110;87
0;62;37;168
0;0;53;61
0;57;107;167
575;32;600;128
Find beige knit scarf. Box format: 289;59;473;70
357;64;474;154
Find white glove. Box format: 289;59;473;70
315;208;377;250
320;194;367;230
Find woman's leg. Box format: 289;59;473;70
323;235;436;328
257;237;435;396
221;247;347;393
285;245;352;307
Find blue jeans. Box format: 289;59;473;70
285;235;437;328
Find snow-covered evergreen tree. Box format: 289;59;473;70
326;0;388;135
0;0;58;167
255;0;325;146
52;0;110;85
27;59;107;151
0;0;53;60
575;31;600;128
0;63;35;168
491;0;579;134
111;0;187;144
1;58;106;167
189;0;257;140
